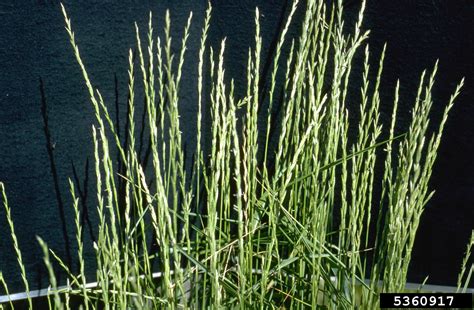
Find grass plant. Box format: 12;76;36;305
0;0;468;308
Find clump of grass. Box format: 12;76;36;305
0;0;467;308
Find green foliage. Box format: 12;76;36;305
0;0;467;309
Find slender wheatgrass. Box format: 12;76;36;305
457;230;474;293
0;272;14;309
69;179;89;309
0;183;32;309
37;237;63;310
0;2;467;309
